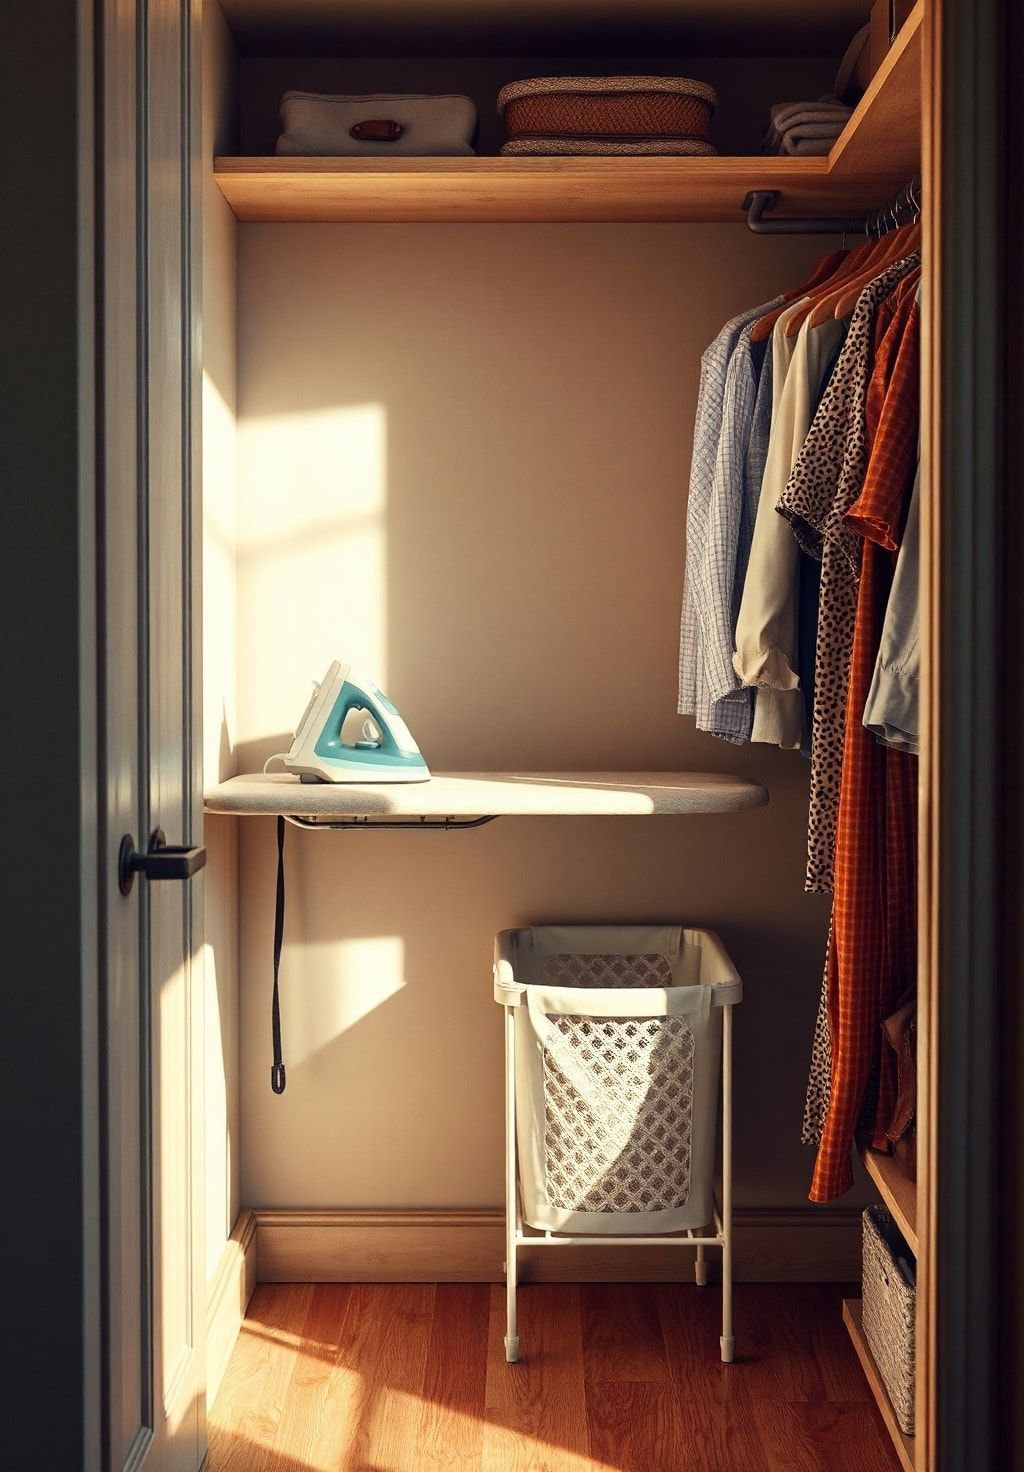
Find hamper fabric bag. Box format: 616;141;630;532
498;76;717;156
276;91;478;156
495;926;740;1235
862;1205;916;1434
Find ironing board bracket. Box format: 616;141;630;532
741;189;867;236
282;813;499;831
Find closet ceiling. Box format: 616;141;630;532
220;0;867;57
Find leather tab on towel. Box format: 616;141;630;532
350;119;404;141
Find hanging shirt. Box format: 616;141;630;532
777;253;921;894
864;454;921;753
691;323;775;738
678;297;783;740
808;284;920;1203
734;304;847;749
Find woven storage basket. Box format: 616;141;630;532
494;926;740;1235
498;75;717;156
862;1205;916;1435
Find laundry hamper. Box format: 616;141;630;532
494;925;741;1364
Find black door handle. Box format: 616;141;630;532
119;828;207;895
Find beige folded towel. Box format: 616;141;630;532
762;93;852;155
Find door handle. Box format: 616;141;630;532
119;828;207;896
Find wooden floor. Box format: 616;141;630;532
207;1282;900;1472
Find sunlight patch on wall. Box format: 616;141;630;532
289;936;406;1066
236;403;387;752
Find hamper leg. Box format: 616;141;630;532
695;1242;707;1287
504;1007;520;1364
720;1003;735;1363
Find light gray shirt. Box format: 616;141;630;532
679;297;782;742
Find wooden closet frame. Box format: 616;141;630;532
920;0;1023;1469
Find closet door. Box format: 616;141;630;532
100;1;205;1469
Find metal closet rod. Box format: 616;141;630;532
742;175;921;236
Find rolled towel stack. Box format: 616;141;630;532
762;94;853;156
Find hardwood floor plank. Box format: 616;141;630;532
416;1283;491;1471
268;1285;355;1471
483;1284;600;1472
751;1398;902;1472
207;1283;316;1471
580;1283;670;1383
809;1284;877;1402
585;1382;700;1472
327;1282;436;1472
657;1284;770;1472
730;1285;832;1402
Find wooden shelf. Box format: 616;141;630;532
214;4;922;225
861;1146;919;1256
204;770;768;820
843;1299;916;1472
829;0;923;181
216;155;860;225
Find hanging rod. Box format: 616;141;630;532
283;812;499;831
741;190;868;236
742;176;921;237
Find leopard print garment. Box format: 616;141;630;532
777;255;921;1145
778;254;921;897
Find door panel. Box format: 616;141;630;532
101;0;148;1464
100;0;204;1468
146;1;202;1458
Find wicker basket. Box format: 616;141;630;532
498;75;717;157
862;1205;916;1435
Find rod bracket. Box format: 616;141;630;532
741;189;866;237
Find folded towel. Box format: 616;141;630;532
761;93;852;155
776;132;844;156
770;95;852;130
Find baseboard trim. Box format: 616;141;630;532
252;1206;860;1284
206;1208;258;1407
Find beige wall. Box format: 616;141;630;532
233;221;860;1213
202;0;242;1284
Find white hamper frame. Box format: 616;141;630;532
495;927;739;1365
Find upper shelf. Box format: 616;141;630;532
205;771;769;820
214;4;921;225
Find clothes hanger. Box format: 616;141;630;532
748;248;850;344
817;217;921;327
750;247;855;345
780;189;919;339
800;210;919;333
761;224;898;344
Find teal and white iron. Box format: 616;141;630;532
276;660;431;783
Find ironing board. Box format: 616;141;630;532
204;770;768;1094
204;770;767;820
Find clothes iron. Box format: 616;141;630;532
273;660;431;783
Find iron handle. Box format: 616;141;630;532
119;828;207;895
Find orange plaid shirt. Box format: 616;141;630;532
809;280;920;1203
